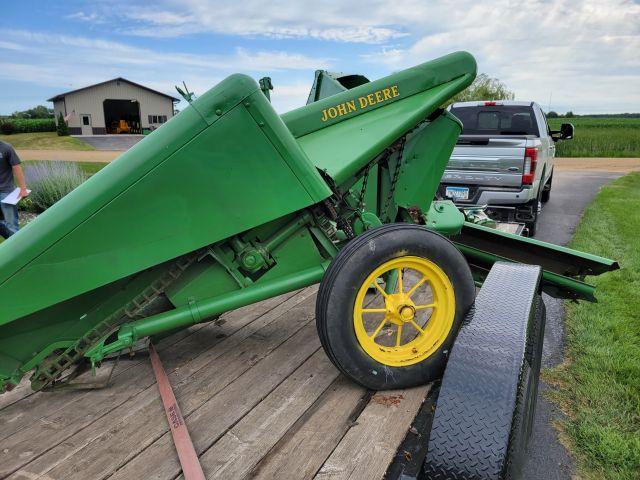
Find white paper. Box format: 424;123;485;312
1;188;31;205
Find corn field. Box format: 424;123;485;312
548;117;640;157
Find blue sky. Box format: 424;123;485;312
1;0;638;115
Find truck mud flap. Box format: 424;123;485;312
420;262;545;480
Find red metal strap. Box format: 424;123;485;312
149;343;206;480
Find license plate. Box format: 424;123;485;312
445;186;469;200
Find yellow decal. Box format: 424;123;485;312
320;85;400;122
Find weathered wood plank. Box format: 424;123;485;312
0;322;206;443
0;291;301;441
0;312;214;416
192;350;340;479
250;376;367;480
0;378;32;411
0;287;304;441
3;289;315;479
11;291;319;480
315;385;430;480
107;322;322;480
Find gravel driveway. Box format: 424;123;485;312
72;134;145;151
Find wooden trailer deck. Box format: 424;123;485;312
0;286;430;480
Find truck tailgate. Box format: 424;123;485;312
443;136;528;187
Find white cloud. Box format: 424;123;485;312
66;11;104;23
69;1;408;43
270;83;314;112
0;41;25;51
4;0;639;113
360;0;640;113
60;0;640;111
0;30;330;112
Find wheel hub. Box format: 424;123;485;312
385;293;416;325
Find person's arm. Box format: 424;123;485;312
7;146;28;198
12;164;28;198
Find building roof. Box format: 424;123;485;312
47;77;180;102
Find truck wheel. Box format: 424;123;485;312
315;224;476;390
525;188;543;237
541;174;552;203
525;216;537;237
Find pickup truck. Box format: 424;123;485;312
439;101;574;236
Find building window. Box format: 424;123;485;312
148;115;167;125
82;116;90;126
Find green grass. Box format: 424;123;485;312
0;132;95;150
74;161;108;176
548;117;640;158
546;172;640;480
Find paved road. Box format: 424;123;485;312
72;134;144;151
522;170;621;479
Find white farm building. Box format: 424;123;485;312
49;78;179;135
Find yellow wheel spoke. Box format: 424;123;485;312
409;319;425;335
370;317;388;339
407;275;428;298
373;281;389;299
414;303;436;310
353;256;455;367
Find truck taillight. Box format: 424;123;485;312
484;101;497;106
522;147;538;185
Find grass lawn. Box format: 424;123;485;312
0;132;94;151
546;172;640;480
548;117;640;158
73;161;109;176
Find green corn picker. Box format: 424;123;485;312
0;51;618;394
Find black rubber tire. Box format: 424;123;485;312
423;264;546;480
525;193;542;237
315;223;476;391
541;173;552;203
525;217;537;237
505;295;546;479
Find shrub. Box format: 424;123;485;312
0;121;16;135
56;112;69;136
23;161;87;212
17;196;39;213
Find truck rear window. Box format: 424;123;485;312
450;105;539;136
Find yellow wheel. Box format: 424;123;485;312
316;224;475;390
353;256;455;367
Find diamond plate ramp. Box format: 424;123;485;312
423;262;545;480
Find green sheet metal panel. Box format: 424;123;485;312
283;51;475;138
283;52;476;185
0;77;330;325
395;110;463;211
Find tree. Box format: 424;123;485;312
565;111;575;118
446;73;515;106
56;112;69;136
11;105;54;119
546;111;559;118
